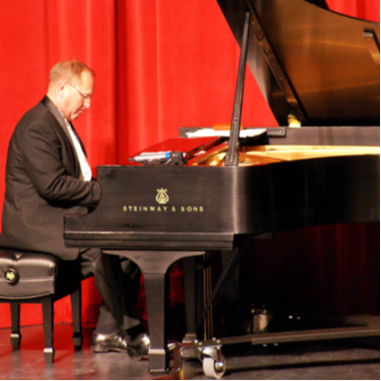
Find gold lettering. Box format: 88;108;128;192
124;205;203;213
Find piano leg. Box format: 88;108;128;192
104;250;205;373
182;256;204;359
183;256;205;336
144;272;169;371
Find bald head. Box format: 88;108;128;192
46;60;95;121
48;60;94;89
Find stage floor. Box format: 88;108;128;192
0;323;379;380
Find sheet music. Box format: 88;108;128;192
186;128;266;138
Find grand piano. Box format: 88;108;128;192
64;0;380;377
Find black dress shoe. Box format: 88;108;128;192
127;333;150;360
91;330;127;353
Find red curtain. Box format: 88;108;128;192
0;0;379;328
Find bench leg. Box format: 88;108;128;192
70;286;83;349
10;303;21;350
41;296;55;364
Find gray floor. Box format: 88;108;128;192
0;323;379;380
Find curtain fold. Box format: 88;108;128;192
0;0;379;328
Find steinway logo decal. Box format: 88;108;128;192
156;188;169;204
122;188;204;213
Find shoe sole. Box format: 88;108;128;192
91;344;126;353
126;342;176;360
127;346;149;360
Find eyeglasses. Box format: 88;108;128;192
66;83;91;108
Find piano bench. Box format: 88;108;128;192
0;249;84;364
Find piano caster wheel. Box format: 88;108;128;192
200;346;226;379
202;357;226;379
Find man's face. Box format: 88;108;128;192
59;71;94;121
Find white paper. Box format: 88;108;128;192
185;128;266;138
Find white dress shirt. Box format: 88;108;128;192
56;109;92;181
64;121;92;181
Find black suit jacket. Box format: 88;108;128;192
0;96;101;260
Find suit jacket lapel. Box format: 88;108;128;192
41;96;82;179
41;96;71;139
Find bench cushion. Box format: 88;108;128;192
0;250;58;299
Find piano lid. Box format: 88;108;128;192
217;0;380;126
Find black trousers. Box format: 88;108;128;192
80;248;141;331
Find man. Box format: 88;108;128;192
0;60;149;358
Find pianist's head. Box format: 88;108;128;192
46;60;94;121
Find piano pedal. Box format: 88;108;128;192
244;307;273;334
